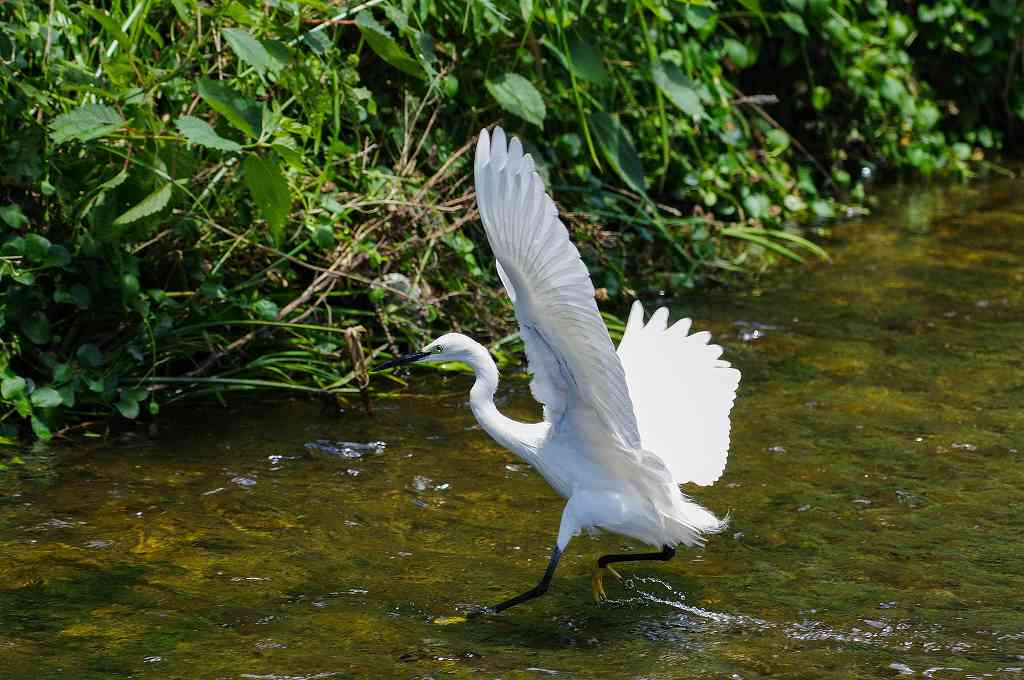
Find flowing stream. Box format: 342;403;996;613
2;173;1022;679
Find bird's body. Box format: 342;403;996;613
379;127;741;614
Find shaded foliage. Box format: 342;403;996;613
0;0;1018;443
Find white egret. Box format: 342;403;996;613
378;127;741;614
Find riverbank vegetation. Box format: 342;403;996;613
1;0;1020;443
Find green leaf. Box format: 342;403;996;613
724;38;755;69
31;415;52;440
175;116;243;151
651;60;705;118
780;12;808;35
77;343;104;368
588;111;646;195
113;182;173;225
743;193;771;219
115;398;140;419
1;376;26;399
253;298;279;320
0;204;29;229
21;312;51;344
355;11;425;79
197;78;262;138
30;387;62;408
485;73;546;127
58;385;76;407
567;35;607;84
222;27;286;77
23;233;52;263
77;3;132;49
50;104;125;144
243;154;292;243
811;85;831;111
45;245;71;268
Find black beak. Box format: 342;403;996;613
374;350;431;371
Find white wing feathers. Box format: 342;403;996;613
474;127;642;449
617;301;741;486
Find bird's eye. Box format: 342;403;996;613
433;345;444;354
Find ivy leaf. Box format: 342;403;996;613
30;387;62;408
355;11;425;80
175;115;243;152
243;154;291;244
114;182;173;225
651;60;705;118
50;104;125;144
222;27;287;78
197;78;262;138
31;415;52;440
485;73;546;127
20;312;51;344
588;111;646;196
780;12;808;35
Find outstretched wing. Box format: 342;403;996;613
617;301;741;486
474;127;641;448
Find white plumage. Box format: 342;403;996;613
379;127;741;614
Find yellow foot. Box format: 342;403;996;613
591;566;623;603
433;615;468;625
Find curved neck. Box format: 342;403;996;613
464;341;530;457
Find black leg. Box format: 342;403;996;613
592;545;675;601
471;545;563;616
598;544;675;569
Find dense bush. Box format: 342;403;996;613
0;0;1019;444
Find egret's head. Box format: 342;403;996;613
376;332;477;370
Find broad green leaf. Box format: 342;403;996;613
881;75;906;105
724;38;755;69
567;35;607;84
45;245;71;268
50;104;125;144
31;415;52;440
30;387;62;408
222;27;286;77
197;78;262;138
77;4;132;49
651;60;705;118
253;298;279;320
485;73;546;127
23;233;52;263
780;12;808;35
1;376;26;399
114;182;172;225
0;204;29;229
355;11;425;79
243;154;292;243
115;398;140;419
588;111;646;195
21;312;51;344
77;343;104;368
175;115;243;151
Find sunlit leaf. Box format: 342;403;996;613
114;182;173;225
175;115;243;151
356;11;425;79
197;78;262;138
50;104;125;144
222;27;287;77
243;154;292;243
30;387;62;408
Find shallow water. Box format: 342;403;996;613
2;175;1023;679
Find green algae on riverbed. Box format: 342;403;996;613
1;174;1023;679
